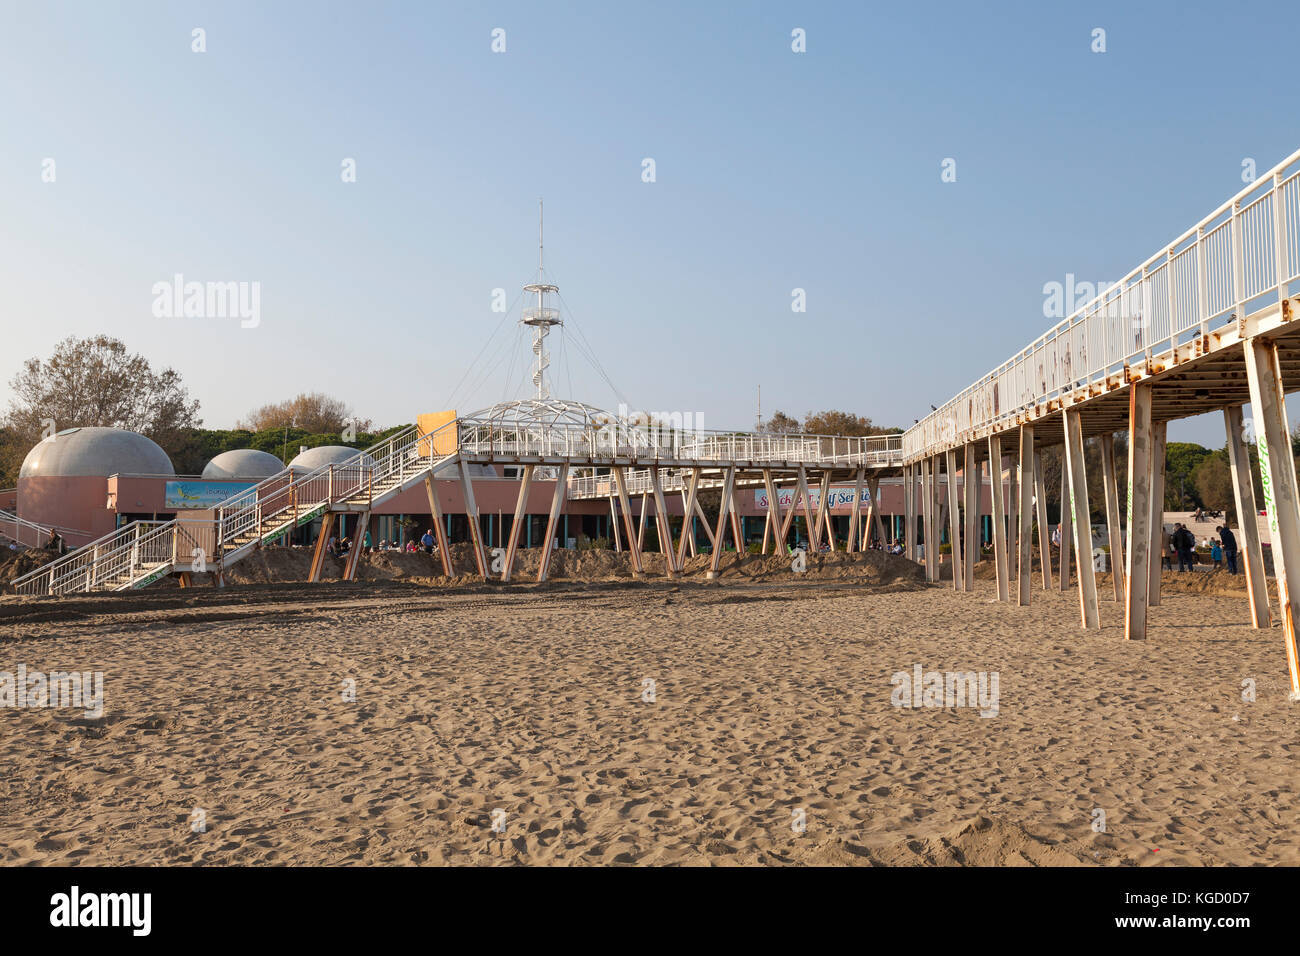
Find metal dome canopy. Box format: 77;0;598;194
202;448;285;481
287;445;376;474
461;399;609;431
19;427;175;479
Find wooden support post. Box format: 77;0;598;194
309;511;337;583
1148;421;1167;606
811;471;831;552
457;460;488;579
1033;449;1051;590
934;457;946;567
927;457;938;580
609;495;622;552
501;465;535;582
638;492;650;551
1063;408;1100;629
848;467;865;553
423;474;453;577
987;436;1009;601
920;458;933;579
761;507;773;554
1125;384;1154;641
679;489;697;558
691;495;716;549
343;511;371;581
1058;448;1072;592
1224;405;1269;628
964;442;979;591
821;476;838;552
794;467;817;552
537;463;571;582
1243;337;1300;700
905;464;917;562
763;469;784;555
778;478;799;546
676;468;702;569
612;467;644;576
929;456;942;582
650;466;678;576
729;487;744;557
1100;434;1125;602
868;476;884;551
708;466;737;580
1007;454;1019;583
1017;425;1034;606
946;448;963;591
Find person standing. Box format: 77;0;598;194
421;528;435;554
1175;523;1196;572
1218;524;1239;575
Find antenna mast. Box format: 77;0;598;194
521;200;561;400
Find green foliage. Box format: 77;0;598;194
1192;451;1234;513
1164;442;1213;509
169;424;412;476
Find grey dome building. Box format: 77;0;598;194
202;449;284;481
19;427;175;479
287;445;376;474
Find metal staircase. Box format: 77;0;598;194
11;422;458;596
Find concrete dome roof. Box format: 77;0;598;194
19;427;175;479
202;449;284;480
287;445;376;474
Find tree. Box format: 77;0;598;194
1193;452;1234;514
1163;442;1212;509
239;392;371;435
167;422;410;475
759;409;901;436
1;335;201;484
802;409;900;437
758;411;801;434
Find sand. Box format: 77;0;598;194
0;560;1295;866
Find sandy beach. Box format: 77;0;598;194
0;554;1295;866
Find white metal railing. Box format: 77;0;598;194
13;520;173;597
0;511;87;550
458;418;903;468
904;149;1300;459
562;433;904;499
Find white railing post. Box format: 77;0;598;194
1165;247;1177;342
1231;198;1246;327
1195;224;1209;338
1275;172;1290;305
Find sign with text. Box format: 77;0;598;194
755;486;877;511
165;480;254;510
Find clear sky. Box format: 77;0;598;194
2;0;1298;445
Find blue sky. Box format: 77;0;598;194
2;0;1297;445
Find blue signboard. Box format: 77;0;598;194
164;480;254;510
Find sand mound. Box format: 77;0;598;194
159;543;928;590
0;548;62;591
872;815;1089;867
